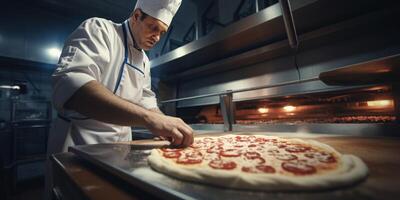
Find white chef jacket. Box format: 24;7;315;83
47;17;158;154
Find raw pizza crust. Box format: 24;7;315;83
147;135;368;191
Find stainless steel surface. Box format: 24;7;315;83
219;92;234;132
151;0;394;76
164;5;400;83
161;76;320;104
279;0;298;49
69;135;400;200
156;3;400;109
175;73;370;108
175;22;400;107
151;1;285;75
319;54;400;86
188;123;400;137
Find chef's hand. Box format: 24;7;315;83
144;112;194;147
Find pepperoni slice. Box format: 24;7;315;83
282;162;317;175
285;145;311;153
177;156;202;164
235;136;249;142
305;152;337;163
244;152;261;159
161;148;182;152
241;166;257;173
276;144;287;148
176;151;203;164
163;151;181;158
209;159;237;170
274;153;297;161
256;165;276;173
269;139;278;143
255;137;268;143
282;161;316;175
253;157;266;164
220;149;241;157
241;165;275;173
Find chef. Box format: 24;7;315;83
48;0;193;155
45;0;193;198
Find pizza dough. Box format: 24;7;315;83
147;135;368;191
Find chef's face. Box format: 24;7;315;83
130;9;168;51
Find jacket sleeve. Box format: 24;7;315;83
139;57;158;110
52;18;112;114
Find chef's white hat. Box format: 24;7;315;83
134;0;182;26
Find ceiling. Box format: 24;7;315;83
3;0;136;22
3;0;204;22
0;0;200;65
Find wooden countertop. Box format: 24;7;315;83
51;134;400;200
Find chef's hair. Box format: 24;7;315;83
130;8;149;21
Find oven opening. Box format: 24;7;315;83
177;85;396;124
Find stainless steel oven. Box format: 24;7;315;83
149;0;400;137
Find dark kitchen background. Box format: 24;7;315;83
1;0;400;199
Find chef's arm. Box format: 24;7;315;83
64;80;194;146
148;107;163;114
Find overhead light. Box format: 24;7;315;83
46;47;61;59
0;85;20;90
283;105;296;112
257;107;269;113
367;100;393;107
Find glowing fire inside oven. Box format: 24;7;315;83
366;100;393;107
283;105;296;112
257;107;269;113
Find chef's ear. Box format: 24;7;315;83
131;9;141;22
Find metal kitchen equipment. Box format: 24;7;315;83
150;0;400;137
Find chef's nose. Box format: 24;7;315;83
153;34;160;43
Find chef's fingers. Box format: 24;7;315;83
159;136;168;141
178;126;193;147
153;136;163;141
188;132;194;146
171;128;184;147
178;118;193;133
176;118;194;146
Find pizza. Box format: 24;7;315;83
147;134;368;191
